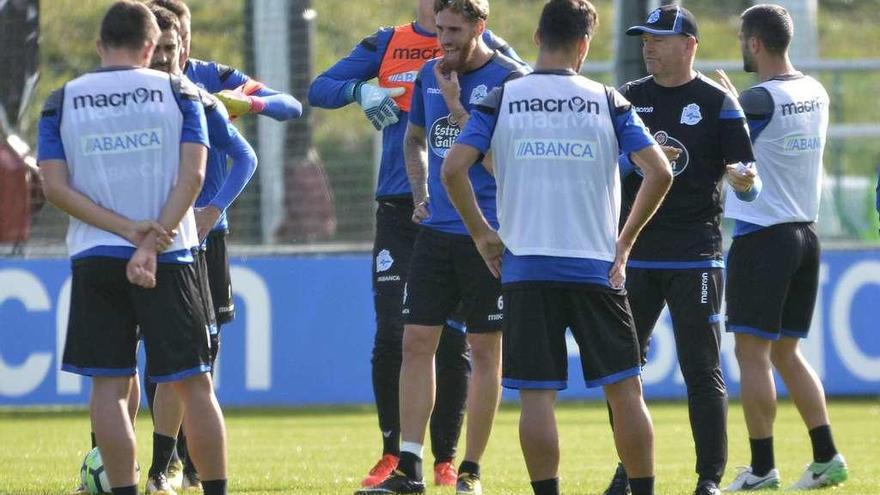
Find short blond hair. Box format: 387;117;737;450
434;0;489;22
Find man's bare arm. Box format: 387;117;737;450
404;122;430;218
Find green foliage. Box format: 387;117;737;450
1;400;878;494
28;0;243;138
310;0;880;178
26;0;880;242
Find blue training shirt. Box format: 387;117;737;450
410;53;528;235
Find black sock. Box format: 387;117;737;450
629;476;654;495
149;433;176;477
382;430;400;457
111;485;137;495
531;478;559;495
90;432;97;449
808;425;838;463
398;451;422;480
178;432;197;474
202;479;227;495
434;457;453;466
749;437;775;477
459;460;480;477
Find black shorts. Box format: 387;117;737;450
205;230;234;325
501;282;640;390
194;248;218;331
61;257;212;382
726;222;820;340
403;228;502;333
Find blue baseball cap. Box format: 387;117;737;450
626;5;699;41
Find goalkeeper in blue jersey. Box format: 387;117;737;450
308;0;525;488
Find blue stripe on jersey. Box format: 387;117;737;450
720;108;746;120
174;90;209;146
37;88;66;161
37;108;65;161
747;117;772;142
618;152;637;178
502;378;568;390
502;251;612;286
709;313;723;324
71;246;194;264
627;259;724;269
612;107;655;155
733;220;766;237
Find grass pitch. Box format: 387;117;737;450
1;399;877;494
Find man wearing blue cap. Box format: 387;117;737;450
602;5;759;495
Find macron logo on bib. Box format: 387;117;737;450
82;128;163;156
72;87;164;109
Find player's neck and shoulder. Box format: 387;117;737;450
184;57;250;92
462;50;525;78
752;71;827;98
630;72;733;98
516;68;605;93
69;65;164;85
421;50;527;83
362;24;414;55
743;71;828;114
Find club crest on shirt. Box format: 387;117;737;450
376;249;394;273
637;131;690;177
429;115;461;158
470;84;489;105
680;103;702;125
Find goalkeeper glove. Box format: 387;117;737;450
214;89;266;119
350;82;406;131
